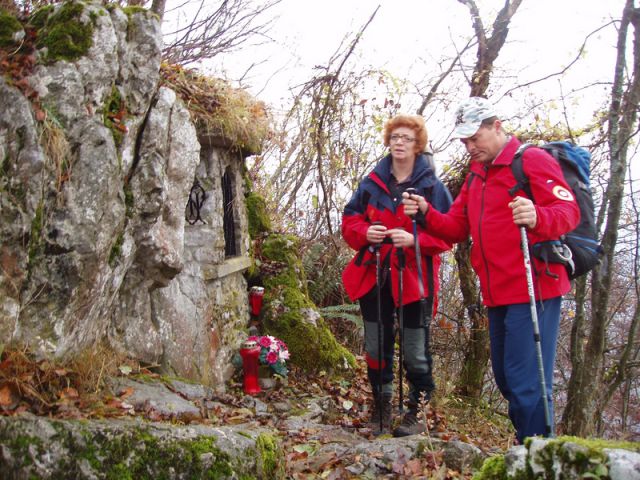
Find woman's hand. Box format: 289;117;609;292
366;224;388;244
509;196;537;229
402;191;429;216
386;228;414;248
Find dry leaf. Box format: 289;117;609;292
0;382;20;409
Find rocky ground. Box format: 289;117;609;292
2;347;640;479
0;346;512;478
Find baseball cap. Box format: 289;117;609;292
451;97;498;139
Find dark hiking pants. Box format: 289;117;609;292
359;280;435;404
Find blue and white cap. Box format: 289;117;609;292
452;97;498;139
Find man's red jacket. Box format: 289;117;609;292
425;136;580;307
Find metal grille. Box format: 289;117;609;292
222;169;237;257
186;179;206;225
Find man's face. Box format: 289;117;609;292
460;120;503;164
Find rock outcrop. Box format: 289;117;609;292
0;1;254;386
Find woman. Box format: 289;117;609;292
341;115;452;436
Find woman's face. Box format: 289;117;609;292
389;126;418;162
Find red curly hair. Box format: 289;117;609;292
383;115;428;153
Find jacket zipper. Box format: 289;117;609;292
478;165;494;305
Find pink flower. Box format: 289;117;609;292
279;350;290;361
266;351;278;364
258;336;272;348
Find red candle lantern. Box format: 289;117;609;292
249;286;265;316
239;339;261;395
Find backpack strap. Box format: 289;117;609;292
466;172;478;191
508;143;534;200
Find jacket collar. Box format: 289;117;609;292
370;153;438;189
469;136;522;174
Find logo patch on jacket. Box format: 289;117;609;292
552;185;574;201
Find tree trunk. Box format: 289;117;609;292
452;0;522;398
454;242;491;398
151;0;166;21
562;0;640;436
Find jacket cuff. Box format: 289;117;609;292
414;211;426;228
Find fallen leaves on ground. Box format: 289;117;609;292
0;347;513;478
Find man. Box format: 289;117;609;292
403;97;579;443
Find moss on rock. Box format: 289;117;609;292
473;436;640;480
260;233;355;373
256;432;285;479
103;85;127;148
246;192;271;239
0;10;23;47
32;0;94;63
472;455;507;480
1;418;256;479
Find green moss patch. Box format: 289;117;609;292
260;233;356;373
103;85;128;148
472;455;507;480
0;10;23;47
32;1;94;63
256;433;285;479
3;421;245;479
108;231;124;267
475;436;640;480
246;192;271;238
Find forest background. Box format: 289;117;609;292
7;0;634;442
156;0;640;440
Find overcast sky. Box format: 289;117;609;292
166;0;635;177
209;0;624;109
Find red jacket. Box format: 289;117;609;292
425;136;580;307
342;154;452;307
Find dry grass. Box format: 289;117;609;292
0;342;128;416
160;62;271;154
38;111;72;193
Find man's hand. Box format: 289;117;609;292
366;223;388;244
386;228;414;248
402;191;429;217
509;196;537;229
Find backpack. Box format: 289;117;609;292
508;141;604;280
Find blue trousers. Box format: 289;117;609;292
488;297;561;443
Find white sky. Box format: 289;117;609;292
168;0;636;179
212;0;624;109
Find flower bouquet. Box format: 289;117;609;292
247;335;289;377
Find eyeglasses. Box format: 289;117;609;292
390;134;416;143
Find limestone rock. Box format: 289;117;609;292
0;2;254;387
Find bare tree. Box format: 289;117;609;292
442;0;523;399
562;0;640;436
150;0;166;19
161;0;281;66
251;8;409;242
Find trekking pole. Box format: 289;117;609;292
396;246;405;413
404;189;426;301
372;222;384;433
404;187;430;414
520;226;553;437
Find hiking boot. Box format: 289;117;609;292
393;406;426;437
368;393;392;435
